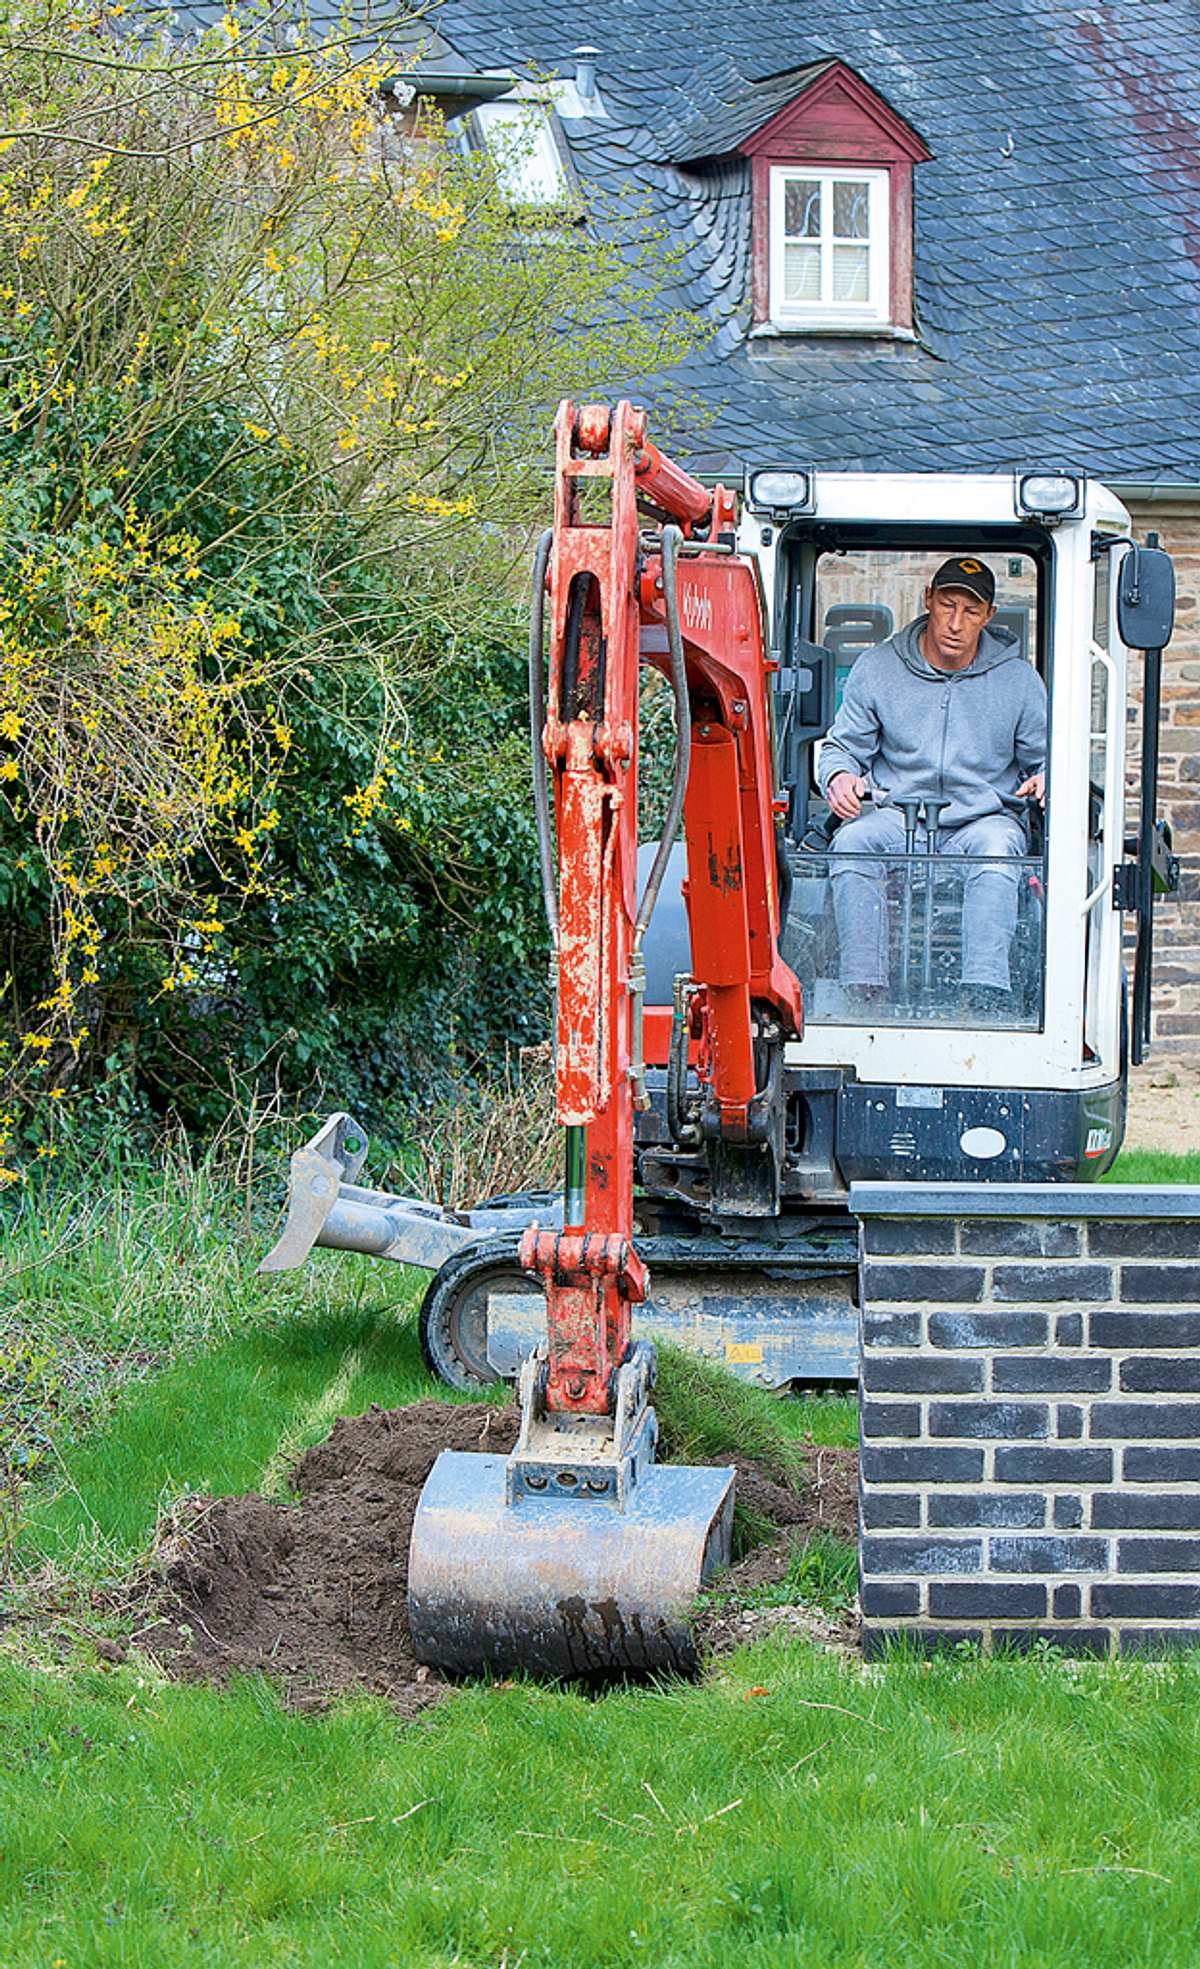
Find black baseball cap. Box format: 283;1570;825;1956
930;556;995;607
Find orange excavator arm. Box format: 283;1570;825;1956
521;399;803;1419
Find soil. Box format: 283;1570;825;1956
1126;1057;1200;1156
129;1400;858;1713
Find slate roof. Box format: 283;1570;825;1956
178;0;1200;486
419;0;1200;488
666;60;833;164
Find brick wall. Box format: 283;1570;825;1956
854;1181;1200;1657
1126;498;1200;1051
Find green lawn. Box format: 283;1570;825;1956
3;1634;1200;1966
2;1151;1200;1965
1106;1148;1200;1185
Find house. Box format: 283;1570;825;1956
396;0;1200;1051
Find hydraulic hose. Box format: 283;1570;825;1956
527;526;558;947
630;525;692;1110
635;525;691;941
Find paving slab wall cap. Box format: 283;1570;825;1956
850;1184;1200;1217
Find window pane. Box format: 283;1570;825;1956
781;851;1045;1030
784;179;821;239
832;244;869;302
783;242;821;303
475;101;567;206
832;179;870;239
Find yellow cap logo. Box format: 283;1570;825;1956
959;559;983;572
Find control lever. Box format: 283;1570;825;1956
897;798;923;1002
919;799;951;994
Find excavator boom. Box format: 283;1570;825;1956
407;401;803;1678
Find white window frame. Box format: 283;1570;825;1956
768;165;891;329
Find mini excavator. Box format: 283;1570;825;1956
264;401;1179;1676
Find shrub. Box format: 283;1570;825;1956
0;0;704;1165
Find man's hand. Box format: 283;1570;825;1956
1016;771;1046;807
827;772;868;821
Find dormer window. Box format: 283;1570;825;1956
770;166;890;326
672;59;929;338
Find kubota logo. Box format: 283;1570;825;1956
682;584;712;633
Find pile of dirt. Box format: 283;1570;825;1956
135;1399;857;1712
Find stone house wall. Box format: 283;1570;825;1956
1127;498;1200;1054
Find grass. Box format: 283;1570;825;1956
1106;1148;1200;1185
3;1641;1200;1966
3;1147;1200;1964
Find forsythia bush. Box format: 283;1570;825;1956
0;0;702;1171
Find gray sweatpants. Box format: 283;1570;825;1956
830;806;1026;990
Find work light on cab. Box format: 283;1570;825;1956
747;467;815;516
1015;470;1085;519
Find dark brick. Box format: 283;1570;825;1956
960;1220;1080;1258
863;1357;984;1394
859;1580;921;1617
861;1628;981;1660
929;1401;1049;1439
1053;1495;1084;1529
1118;1270;1200;1307
1093;1582;1200;1617
864;1263;984;1305
929;1581;1046;1618
1056;1313;1084;1347
929;1311;1049;1349
1058;1405;1084;1439
1053;1584;1082;1619
1124;1447;1200;1482
862;1446;985;1485
991;1536;1109;1573
993;1264;1112;1304
995;1446;1112;1483
1089;1221;1200;1259
994;1627;1111;1657
1119;1627;1200;1655
1092;1311;1200;1348
864;1218;956;1255
927;1491;1045;1530
1121;1356;1200;1392
861;1401;922;1439
861;1536;983;1576
993;1356;1111;1393
862;1310;921;1349
861;1493;922;1530
1093;1402;1200;1438
1094;1492;1200;1530
1119;1537;1200;1572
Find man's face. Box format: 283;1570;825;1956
923;583;996;669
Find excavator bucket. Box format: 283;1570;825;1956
407;1354;734;1680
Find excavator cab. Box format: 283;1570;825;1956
634;471;1178;1218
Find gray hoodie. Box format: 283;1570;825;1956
817;615;1047;829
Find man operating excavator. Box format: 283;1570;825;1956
817;555;1047;1015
